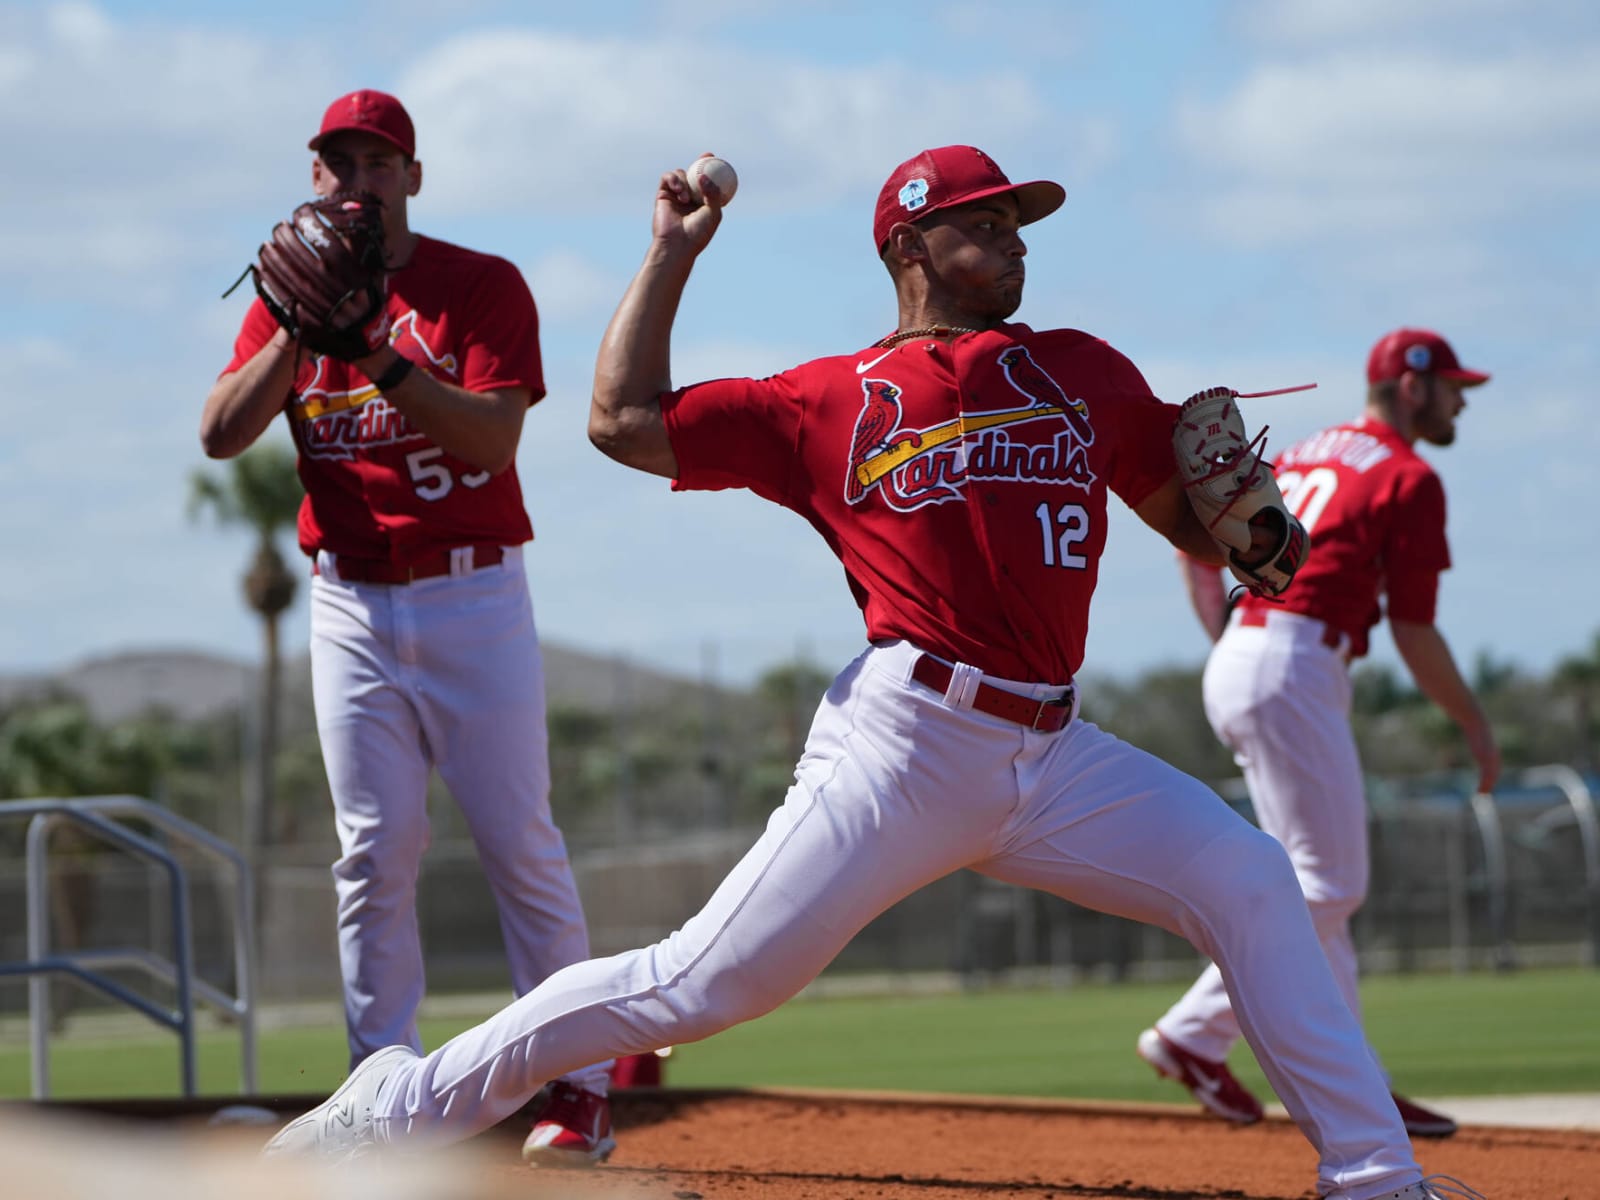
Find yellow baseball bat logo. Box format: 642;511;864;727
854;404;1068;489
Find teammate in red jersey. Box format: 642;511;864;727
262;147;1469;1200
1143;329;1499;1140
199;88;619;1166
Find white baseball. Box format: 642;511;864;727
685;156;738;205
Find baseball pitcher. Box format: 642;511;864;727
200;89;616;1165
261;147;1480;1200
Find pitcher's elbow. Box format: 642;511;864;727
588;410;626;462
198;425;240;460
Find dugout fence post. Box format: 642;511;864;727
1467;791;1514;971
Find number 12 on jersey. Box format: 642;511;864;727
1035;502;1089;569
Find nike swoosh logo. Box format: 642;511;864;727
855;349;895;374
1194;1074;1224;1098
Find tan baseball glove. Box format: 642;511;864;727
1172;387;1307;598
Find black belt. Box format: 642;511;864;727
911;655;1076;733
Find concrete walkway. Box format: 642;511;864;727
1264;1094;1600;1132
1428;1093;1600;1131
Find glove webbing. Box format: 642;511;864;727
1182;422;1274;536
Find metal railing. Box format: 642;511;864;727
1465;789;1513;971
0;795;258;1097
1516;764;1600;964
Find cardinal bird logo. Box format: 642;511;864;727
997;346;1094;444
844;378;924;503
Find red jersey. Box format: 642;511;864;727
662;324;1179;682
223;235;544;565
1236;416;1449;656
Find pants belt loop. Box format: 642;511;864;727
450;546;474;577
943;661;982;710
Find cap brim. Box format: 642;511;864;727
926;179;1065;228
1010;179;1067;227
1438;368;1491;386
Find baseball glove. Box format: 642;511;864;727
1172;386;1307;598
250;191;390;361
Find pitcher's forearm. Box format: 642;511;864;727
199;328;299;458
589;245;697;477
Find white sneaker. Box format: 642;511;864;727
1374;1177;1487;1200
261;1045;417;1161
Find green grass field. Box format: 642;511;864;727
3;968;1596;1102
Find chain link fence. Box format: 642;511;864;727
2;766;1596;1023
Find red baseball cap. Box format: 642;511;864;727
1366;328;1490;386
873;145;1065;253
308;89;415;158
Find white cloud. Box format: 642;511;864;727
1;335;73;371
0;5;340;291
672;338;803;386
398;29;1081;216
2;2;1595;687
648;0;849;28
0;9;1098;303
46;1;115;51
1177;48;1600;242
0;9;329;176
1234;0;1523;44
520;249;623;322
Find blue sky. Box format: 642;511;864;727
1;0;1595;688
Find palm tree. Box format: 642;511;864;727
1553;630;1600;772
188;441;304;874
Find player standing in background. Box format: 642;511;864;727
262;146;1477;1200
1141;329;1500;1140
198;88;619;1166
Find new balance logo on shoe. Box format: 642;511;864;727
261;1044;418;1162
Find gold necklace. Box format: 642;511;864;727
874;325;981;349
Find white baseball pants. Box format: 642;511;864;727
309;548;609;1092
371;638;1418;1198
1153;608;1376;1077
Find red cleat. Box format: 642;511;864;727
1137;1027;1264;1124
1392;1091;1458;1138
610;1050;669;1088
521;1081;617;1167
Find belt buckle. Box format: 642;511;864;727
1031;688;1074;731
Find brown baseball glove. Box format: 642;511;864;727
250;191;390;362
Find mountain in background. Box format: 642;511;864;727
0;641;724;724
